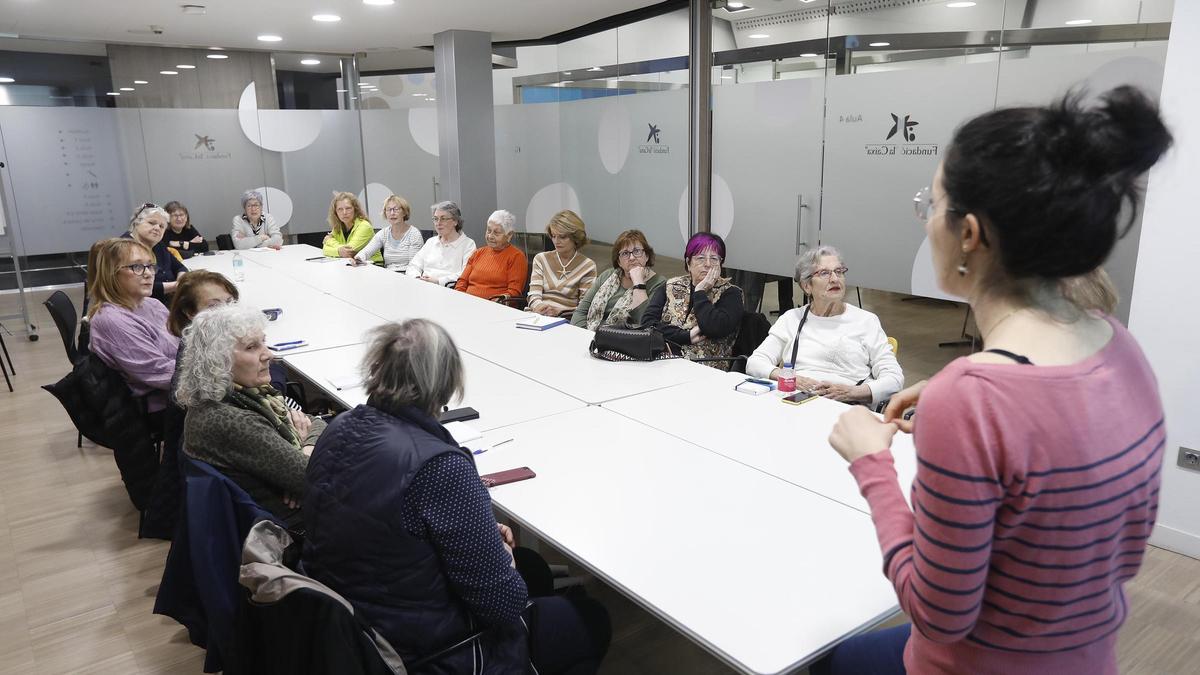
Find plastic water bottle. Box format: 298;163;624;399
232;251;245;282
778;363;797;393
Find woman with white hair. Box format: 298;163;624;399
231;189;283;249
123;202;187;302
406;200;476;285
176;303;325;525
303;319;611;674
746;245;903;406
454;209;527;301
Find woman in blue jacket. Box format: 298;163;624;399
302;319;610;674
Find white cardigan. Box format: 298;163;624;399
231;213;283;249
746;303;904;406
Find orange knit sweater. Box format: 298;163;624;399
455;245;527;299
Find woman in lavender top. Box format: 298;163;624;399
87;237;180;413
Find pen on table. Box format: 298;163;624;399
305;256;325;261
745;377;774;387
271;340;304;347
474;438;513;455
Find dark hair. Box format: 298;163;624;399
164;200;190;228
942;85;1171;282
610;229;656;270
168;270;240;336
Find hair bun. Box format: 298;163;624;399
1052;86;1172;181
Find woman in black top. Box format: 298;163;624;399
163;201;209;259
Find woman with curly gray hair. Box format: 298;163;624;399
176;303;325;524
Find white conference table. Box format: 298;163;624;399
606;371;917;515
473;407;901;675
283;343;587;432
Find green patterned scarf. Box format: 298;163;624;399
228;384;301;449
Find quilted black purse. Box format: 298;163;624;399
588;325;677;362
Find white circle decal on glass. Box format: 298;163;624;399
357;182;396;224
238;82;323;152
408;107;439;157
253;186;294;227
598;104;631;174
677;174;734;243
378;76;405;97
525;183;580;233
910;235;963;301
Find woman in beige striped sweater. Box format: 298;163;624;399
527;210;598;316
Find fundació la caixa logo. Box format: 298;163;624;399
886;114;918;142
646;123;661;143
194;134;216;151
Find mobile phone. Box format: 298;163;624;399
480;467;536;488
439;406;480;423
262;308;283;321
782;391;819;406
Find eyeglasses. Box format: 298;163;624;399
618;248;646;259
913;186;988;245
120;263;158;276
810;267;849;280
691;255;722;265
130;202;158;226
384;206;403;214
432;216;456;223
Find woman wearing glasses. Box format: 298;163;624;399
746;245;903;406
641;232;743;368
351;194;424;271
406;201;477;285
87;237;180;414
123;202;187;303
232;190;283;250
819;87;1171;674
572;229;664;329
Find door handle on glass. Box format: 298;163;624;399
795;194;811;254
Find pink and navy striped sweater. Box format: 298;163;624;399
850;317;1164;674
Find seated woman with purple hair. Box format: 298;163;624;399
640;232;744;369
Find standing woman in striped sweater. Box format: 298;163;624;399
527;210;598;316
820;86;1172;674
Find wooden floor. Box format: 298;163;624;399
1;270;1197;674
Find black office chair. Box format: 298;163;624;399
43;290;80;364
216;234;235;251
420;229;436;241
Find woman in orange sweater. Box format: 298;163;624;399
455;209;527;301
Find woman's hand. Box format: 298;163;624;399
829;406;898;464
337;245;356;258
191;235;204;244
694;266;719;293
883;379;928;433
235;231;247;240
689;325;707;345
323;234;333;246
289;409;312;440
418;275;438;284
497;523;516;568
629;265;649;285
531;303;557;316
283;494;302;510
813;382;872;404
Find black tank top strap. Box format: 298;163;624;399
983;348;1034;365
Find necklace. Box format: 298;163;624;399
981;307;1022;343
554;250;578;275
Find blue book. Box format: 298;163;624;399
515;314;567;331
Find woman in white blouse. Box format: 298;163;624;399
406;201;477;286
746;245;903;407
352;194;425;271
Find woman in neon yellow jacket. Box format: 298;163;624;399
323;192;382;262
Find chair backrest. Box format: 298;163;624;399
887;336;899;357
42;290;79;363
419;228;436;241
216;234;234;250
296;232;328;248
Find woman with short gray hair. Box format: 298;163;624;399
231;189;283;249
177;303;324;525
746;244;903;406
302;318;612;674
124;201;187;301
406;200;476;285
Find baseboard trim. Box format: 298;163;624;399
1150;523;1200;560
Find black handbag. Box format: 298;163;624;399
588;325;676;362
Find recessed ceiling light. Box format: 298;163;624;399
562;71;571;75
257;34;282;42
208;46;224;50
133;79;148;84
946;1;976;7
119;87;134;91
206;54;228;59
357;82;372;87
0;76;14;83
727;1;745;7
427;97;435;101
300;59;321;65
412;93;425;96
106;92;120;96
801;52;818;57
587;66;603;71
312;14;341;22
362;0;394;5
1065;18;1092;25
175;64;196;69
721;75;733;79
336;88;348;92
869;42;891;47
748;33;770;39
160;70;178;75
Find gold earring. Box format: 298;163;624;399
957;253;969;276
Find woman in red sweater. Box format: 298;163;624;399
820;87;1173;675
455;209;528;301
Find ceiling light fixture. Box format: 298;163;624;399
869;42;891;47
946;1;976;7
801;52;818;57
160;70;178;75
562;71;572;75
300;58;321;65
412;93;425;96
427;97;436;101
1065;18;1092;25
721;75;733;79
257;34;282;42
120;87;134;91
748;33;770;39
587;66;603;71
336;89;348;92
362;0;395;5
208;46;224;50
134;79;148;84
107;92;120;96
206;54;228;59
176;64;196;69
312;14;341;22
727;1;745;7
0;76;14;83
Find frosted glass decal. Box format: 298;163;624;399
597;103;631;175
254;186;294;227
677;174;735;242
358;182;395;224
238;82;323;153
408;107;440;157
525;182;580;233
